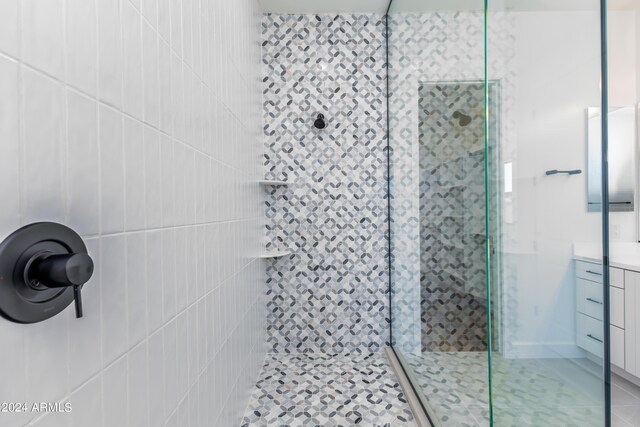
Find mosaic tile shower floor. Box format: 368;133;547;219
404;351;605;427
241;353;416;426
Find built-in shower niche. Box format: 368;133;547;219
418;82;488;352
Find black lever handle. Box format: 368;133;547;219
28;253;94;318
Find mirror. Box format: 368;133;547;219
587;106;636;212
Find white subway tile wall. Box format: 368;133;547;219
0;0;266;426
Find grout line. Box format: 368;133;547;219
61;0;74;409
4;46;255;174
93;4;109;423
79;216;265;239
15;0;30;418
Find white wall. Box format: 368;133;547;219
609;11;637;106
0;0;266;426
637;9;640;102
498;11;599;358
499;10;638;358
608;11;637;242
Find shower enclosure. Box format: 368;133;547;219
387;0;610;425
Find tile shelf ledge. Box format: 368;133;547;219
259;250;292;259
259;180;289;186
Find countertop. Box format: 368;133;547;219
574;242;640;272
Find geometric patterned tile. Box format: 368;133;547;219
241;352;416;426
387;10;515;356
404;352;604;427
387;11;489;354
417;82;488;352
261;13;389;354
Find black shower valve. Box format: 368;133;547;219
28;253;94;318
0;222;94;323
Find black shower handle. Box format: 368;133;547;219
0;222;94;323
28;253;94;318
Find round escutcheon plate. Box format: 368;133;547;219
0;222;89;323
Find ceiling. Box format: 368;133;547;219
390;0;638;12
259;0;638;14
258;0;390;14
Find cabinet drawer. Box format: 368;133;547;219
576;260;603;283
611;267;624;289
576;278;604;320
577;313;604;357
611;286;625;329
612;325;625;369
625;270;640;376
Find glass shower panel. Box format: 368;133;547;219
387;1;490;425
486;1;608;425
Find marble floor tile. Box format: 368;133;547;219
241;352;416;426
403;351;606;426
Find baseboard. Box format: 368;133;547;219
384;346;434;427
612;365;640;388
504;341;586;359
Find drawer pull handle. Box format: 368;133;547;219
586;270;602;276
586;298;603;305
587;334;603;343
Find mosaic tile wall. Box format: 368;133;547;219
388;11;485;354
418;82;488;352
261;14;389;354
388;11;514;355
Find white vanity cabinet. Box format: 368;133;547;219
575;260;625;370
625;270;640;376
